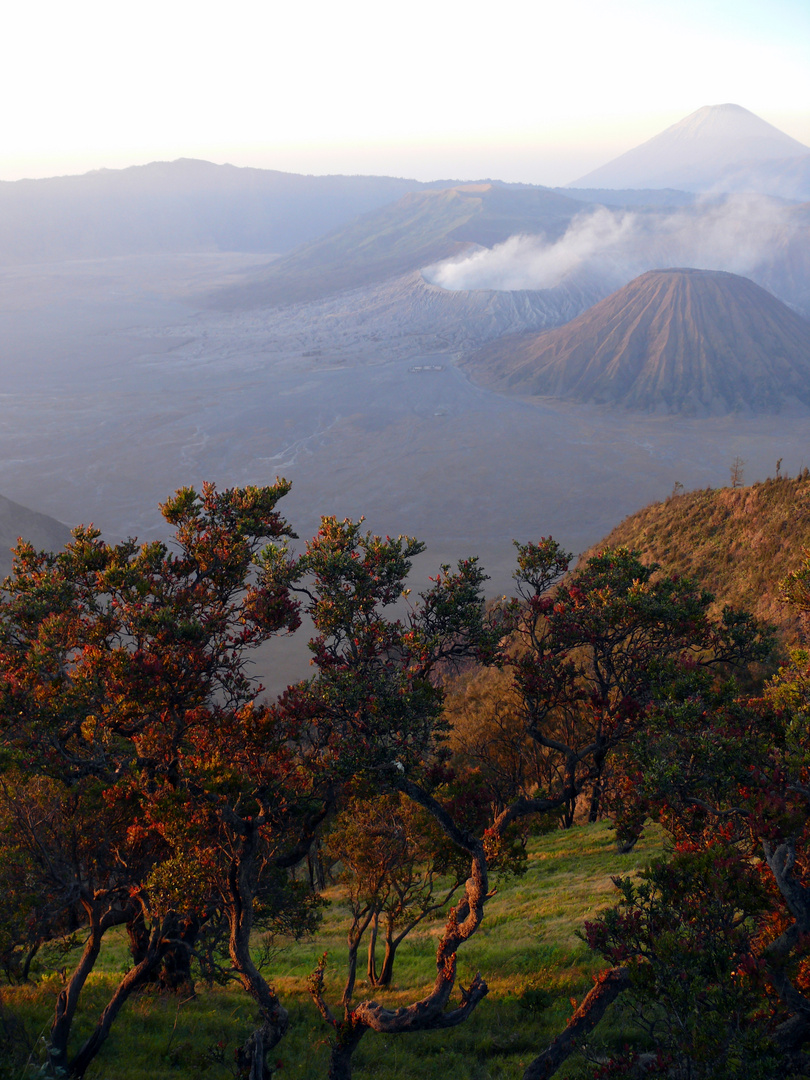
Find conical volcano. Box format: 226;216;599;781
462;268;810;414
571;104;809;192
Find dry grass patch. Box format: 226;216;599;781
582;474;810;645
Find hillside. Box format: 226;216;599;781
0;494;72;578
210;184;591;309
581;474;810;643
462;268;810;414
0;821;661;1080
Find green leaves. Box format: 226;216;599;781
584;847;776;1079
268;517;493;784
512;537;572;600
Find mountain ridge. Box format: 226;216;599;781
208;184;593;310
0;159;455;263
0;494;72;578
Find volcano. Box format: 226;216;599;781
210;184;589;309
462;268;810;414
572;104;809;194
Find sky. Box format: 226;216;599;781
2;0;809;186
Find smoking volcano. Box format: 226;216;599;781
461;268;810;415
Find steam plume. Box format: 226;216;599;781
423;195;797;294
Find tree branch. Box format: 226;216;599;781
523;967;629;1080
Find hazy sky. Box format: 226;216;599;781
3;0;809;185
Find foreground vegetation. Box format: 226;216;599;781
1;822;665;1080
1;478;809;1078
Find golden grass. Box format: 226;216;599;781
582;475;810;646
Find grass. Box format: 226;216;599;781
1;820;664;1080
582;474;810;647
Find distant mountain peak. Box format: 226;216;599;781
649;103;805;147
571;105;809;193
675;103;780;133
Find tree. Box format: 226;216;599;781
0;500;779;1080
439;542;773;1080
582;589;810;1075
500;541;771;829
584;845;777;1078
730;456;745;488
261;517;500;1079
444;665;555;820
324;789;469;995
263;528;768;1079
0;482;315;1079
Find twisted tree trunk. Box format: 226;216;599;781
227;825;289;1080
49;897;133;1076
365;911;379;985
309;778;493;1079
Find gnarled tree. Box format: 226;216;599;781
0;482;316;1079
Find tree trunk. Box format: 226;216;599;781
615;834;639;854
126;910;149;966
375;918;397;987
20;940;40;982
365;911;379;985
588;749;607;823
68;916;174;1078
327;1020;366;1080
522;967;628;1080
343;933;361;1007
562;764;577;828
227;826;289;1080
50;902;108;1073
159;914;198;992
307;839;328;891
308;955;367;1080
342;908;375;1006
588;778;602;823
309;778;494;1078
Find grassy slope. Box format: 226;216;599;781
581;474;810;644
3;822;663;1080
